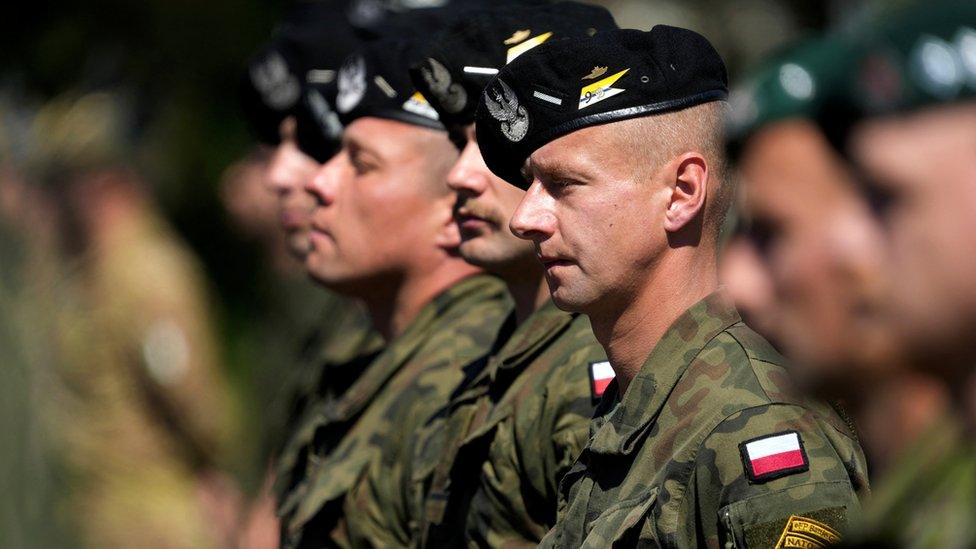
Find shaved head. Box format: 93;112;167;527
615;101;732;243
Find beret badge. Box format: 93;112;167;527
337;55;367;113
484;78;529;142
421;57;468;114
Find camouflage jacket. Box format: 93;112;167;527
344;300;608;548
540;291;870;548
278;275;511;548
272;311;384;504
843;418;975;548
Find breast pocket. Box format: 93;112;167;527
583;486;661;548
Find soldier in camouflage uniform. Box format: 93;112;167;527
733;3;976;546
725;2;976;546
474;25;869;547
276;24;512;547
723;31;952;474
341;4;617;547
237;10;381;541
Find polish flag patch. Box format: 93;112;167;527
588;361;615;402
739;431;809;483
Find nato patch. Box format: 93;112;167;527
742;507;847;549
588;360;615;403
774;515;842;548
739;430;809;483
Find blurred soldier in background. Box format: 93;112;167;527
9;90;242;548
475;25;868;547
277;17;512;546
728;2;975;545
235;4;383;545
725;34;948;474
828;4;976;546
343;3;616;547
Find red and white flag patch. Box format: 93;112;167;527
588;361;615;402
739;431;809;483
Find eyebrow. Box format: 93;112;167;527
344;135;384;162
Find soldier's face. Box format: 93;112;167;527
848;102;976;375
447;124;536;273
266;117;321;260
510;124;670;316
738;120;899;392
304;117;458;294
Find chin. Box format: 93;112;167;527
287;235;311;261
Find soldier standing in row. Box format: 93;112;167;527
342;3;616;547
277;22;512;546
474;25;869;547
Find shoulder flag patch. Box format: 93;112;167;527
588;361;615;402
739;430;809;483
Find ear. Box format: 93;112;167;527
664;152;708;233
433;192;463;250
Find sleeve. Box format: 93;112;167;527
343;438;414;548
465;343;602;547
690;403;866;548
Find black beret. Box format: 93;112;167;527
408;2;617;131
294;76;345;162
239;1;363;145
334;9;465;130
475;25;729;188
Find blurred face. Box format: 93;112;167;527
849;102;976;374
738;120;899;391
304;117;458;294
509;123;671;315
447;124;535;274
265;117;320;259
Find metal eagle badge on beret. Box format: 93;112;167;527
420;57;468;114
408;2;618;131
337;55;368;113
484;78;529;142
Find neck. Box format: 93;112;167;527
363;260;481;341
498;259;548;324
589;250;717;395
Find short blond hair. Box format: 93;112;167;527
617;101;732;242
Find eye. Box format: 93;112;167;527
447;127;468;151
349;151;376;175
744;217;779;258
856;173;900;220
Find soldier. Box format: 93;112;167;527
724;35;949;472
342;3;617;547
806;4;975;545
474;26;869;547
277;25;512;547
237;7;382;543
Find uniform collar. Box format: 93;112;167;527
589;289;741;456
496;299;577;372
324;275;503;424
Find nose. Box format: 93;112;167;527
267;140;317;194
446;140;489;195
509;181;555;241
305;154;341;207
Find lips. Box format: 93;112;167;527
538;254;574;268
279;209;308;230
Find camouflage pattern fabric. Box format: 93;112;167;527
344;299;607;547
540;290;870;548
272;316;384;504
277;275;511;547
842;419;976;549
